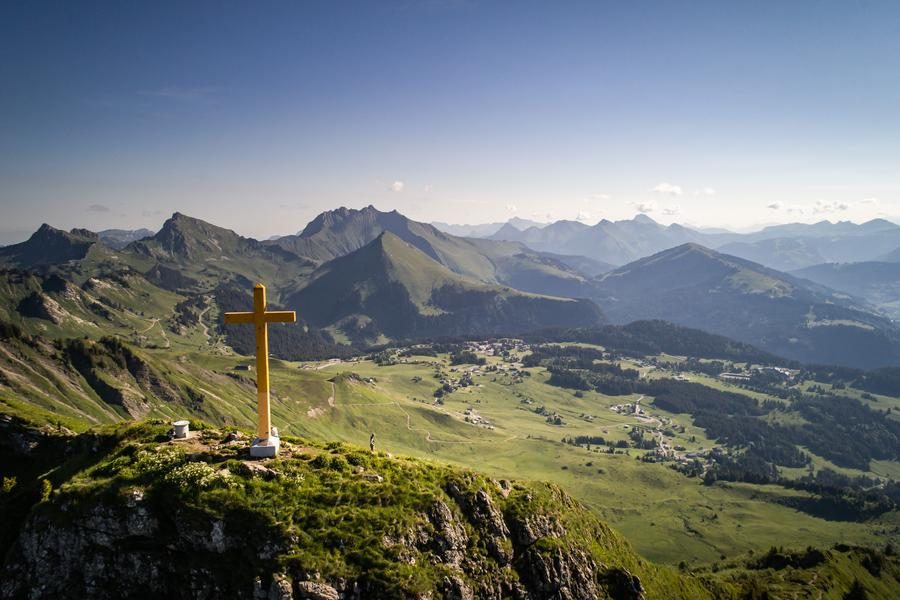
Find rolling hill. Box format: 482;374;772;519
287;232;605;344
594;243;900;367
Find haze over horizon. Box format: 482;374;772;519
4;1;900;243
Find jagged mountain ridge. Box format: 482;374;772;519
432;216;548;238
476;214;900;271
488;214;708;266
0;225;112;270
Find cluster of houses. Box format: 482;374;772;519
718;365;800;383
610;402;645;416
462;407;494;430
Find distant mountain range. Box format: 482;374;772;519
4;207;900;367
487;214;707;266
97;228;155;249
449;214;900;271
431;217;547;238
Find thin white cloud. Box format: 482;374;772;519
650;182;683;196
87;204;111;213
861;197;879;205
701;187;716;196
505;203;518;213
576;211;593;222
591;193;610;201
662;206;681;216
632;201;658;213
389;181;405;193
422;184;433;193
813;200;850;213
767;199;861;216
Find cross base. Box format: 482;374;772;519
250;434;280;458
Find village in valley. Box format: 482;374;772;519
288;337;810;487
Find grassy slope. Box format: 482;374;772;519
7;421;899;598
3;331;899;566
2;421;717;597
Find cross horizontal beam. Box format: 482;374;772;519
223;310;296;324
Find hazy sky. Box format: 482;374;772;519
3;1;900;243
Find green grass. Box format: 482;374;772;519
22;421;726;598
253;354;898;565
3;325;900;567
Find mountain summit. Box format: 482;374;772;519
0;224;105;269
288;231;605;344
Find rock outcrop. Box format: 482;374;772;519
0;426;652;600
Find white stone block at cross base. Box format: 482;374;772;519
250;427;280;458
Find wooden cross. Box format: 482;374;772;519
224;283;295;444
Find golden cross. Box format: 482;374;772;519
223;283;296;443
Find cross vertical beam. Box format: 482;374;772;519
253;284;271;440
223;283;296;454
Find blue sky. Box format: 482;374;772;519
2;1;900;243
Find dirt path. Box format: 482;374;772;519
197;301;211;342
138;318;159;334
315;360;342;370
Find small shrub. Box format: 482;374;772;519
164;462;233;490
133;446;186;478
329;456;350;472
40;479;52;501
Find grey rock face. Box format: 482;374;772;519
294;581;339;600
2;476;641;600
428;500;470;567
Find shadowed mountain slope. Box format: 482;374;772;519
0;225;112;270
793;261;900;319
594;243;900;367
125;213;315;296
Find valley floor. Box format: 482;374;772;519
201;350;899;566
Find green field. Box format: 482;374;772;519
205;349;897;565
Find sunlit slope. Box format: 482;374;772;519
270;205;600;298
287;232;605;344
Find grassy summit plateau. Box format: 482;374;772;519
2;421;898;599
